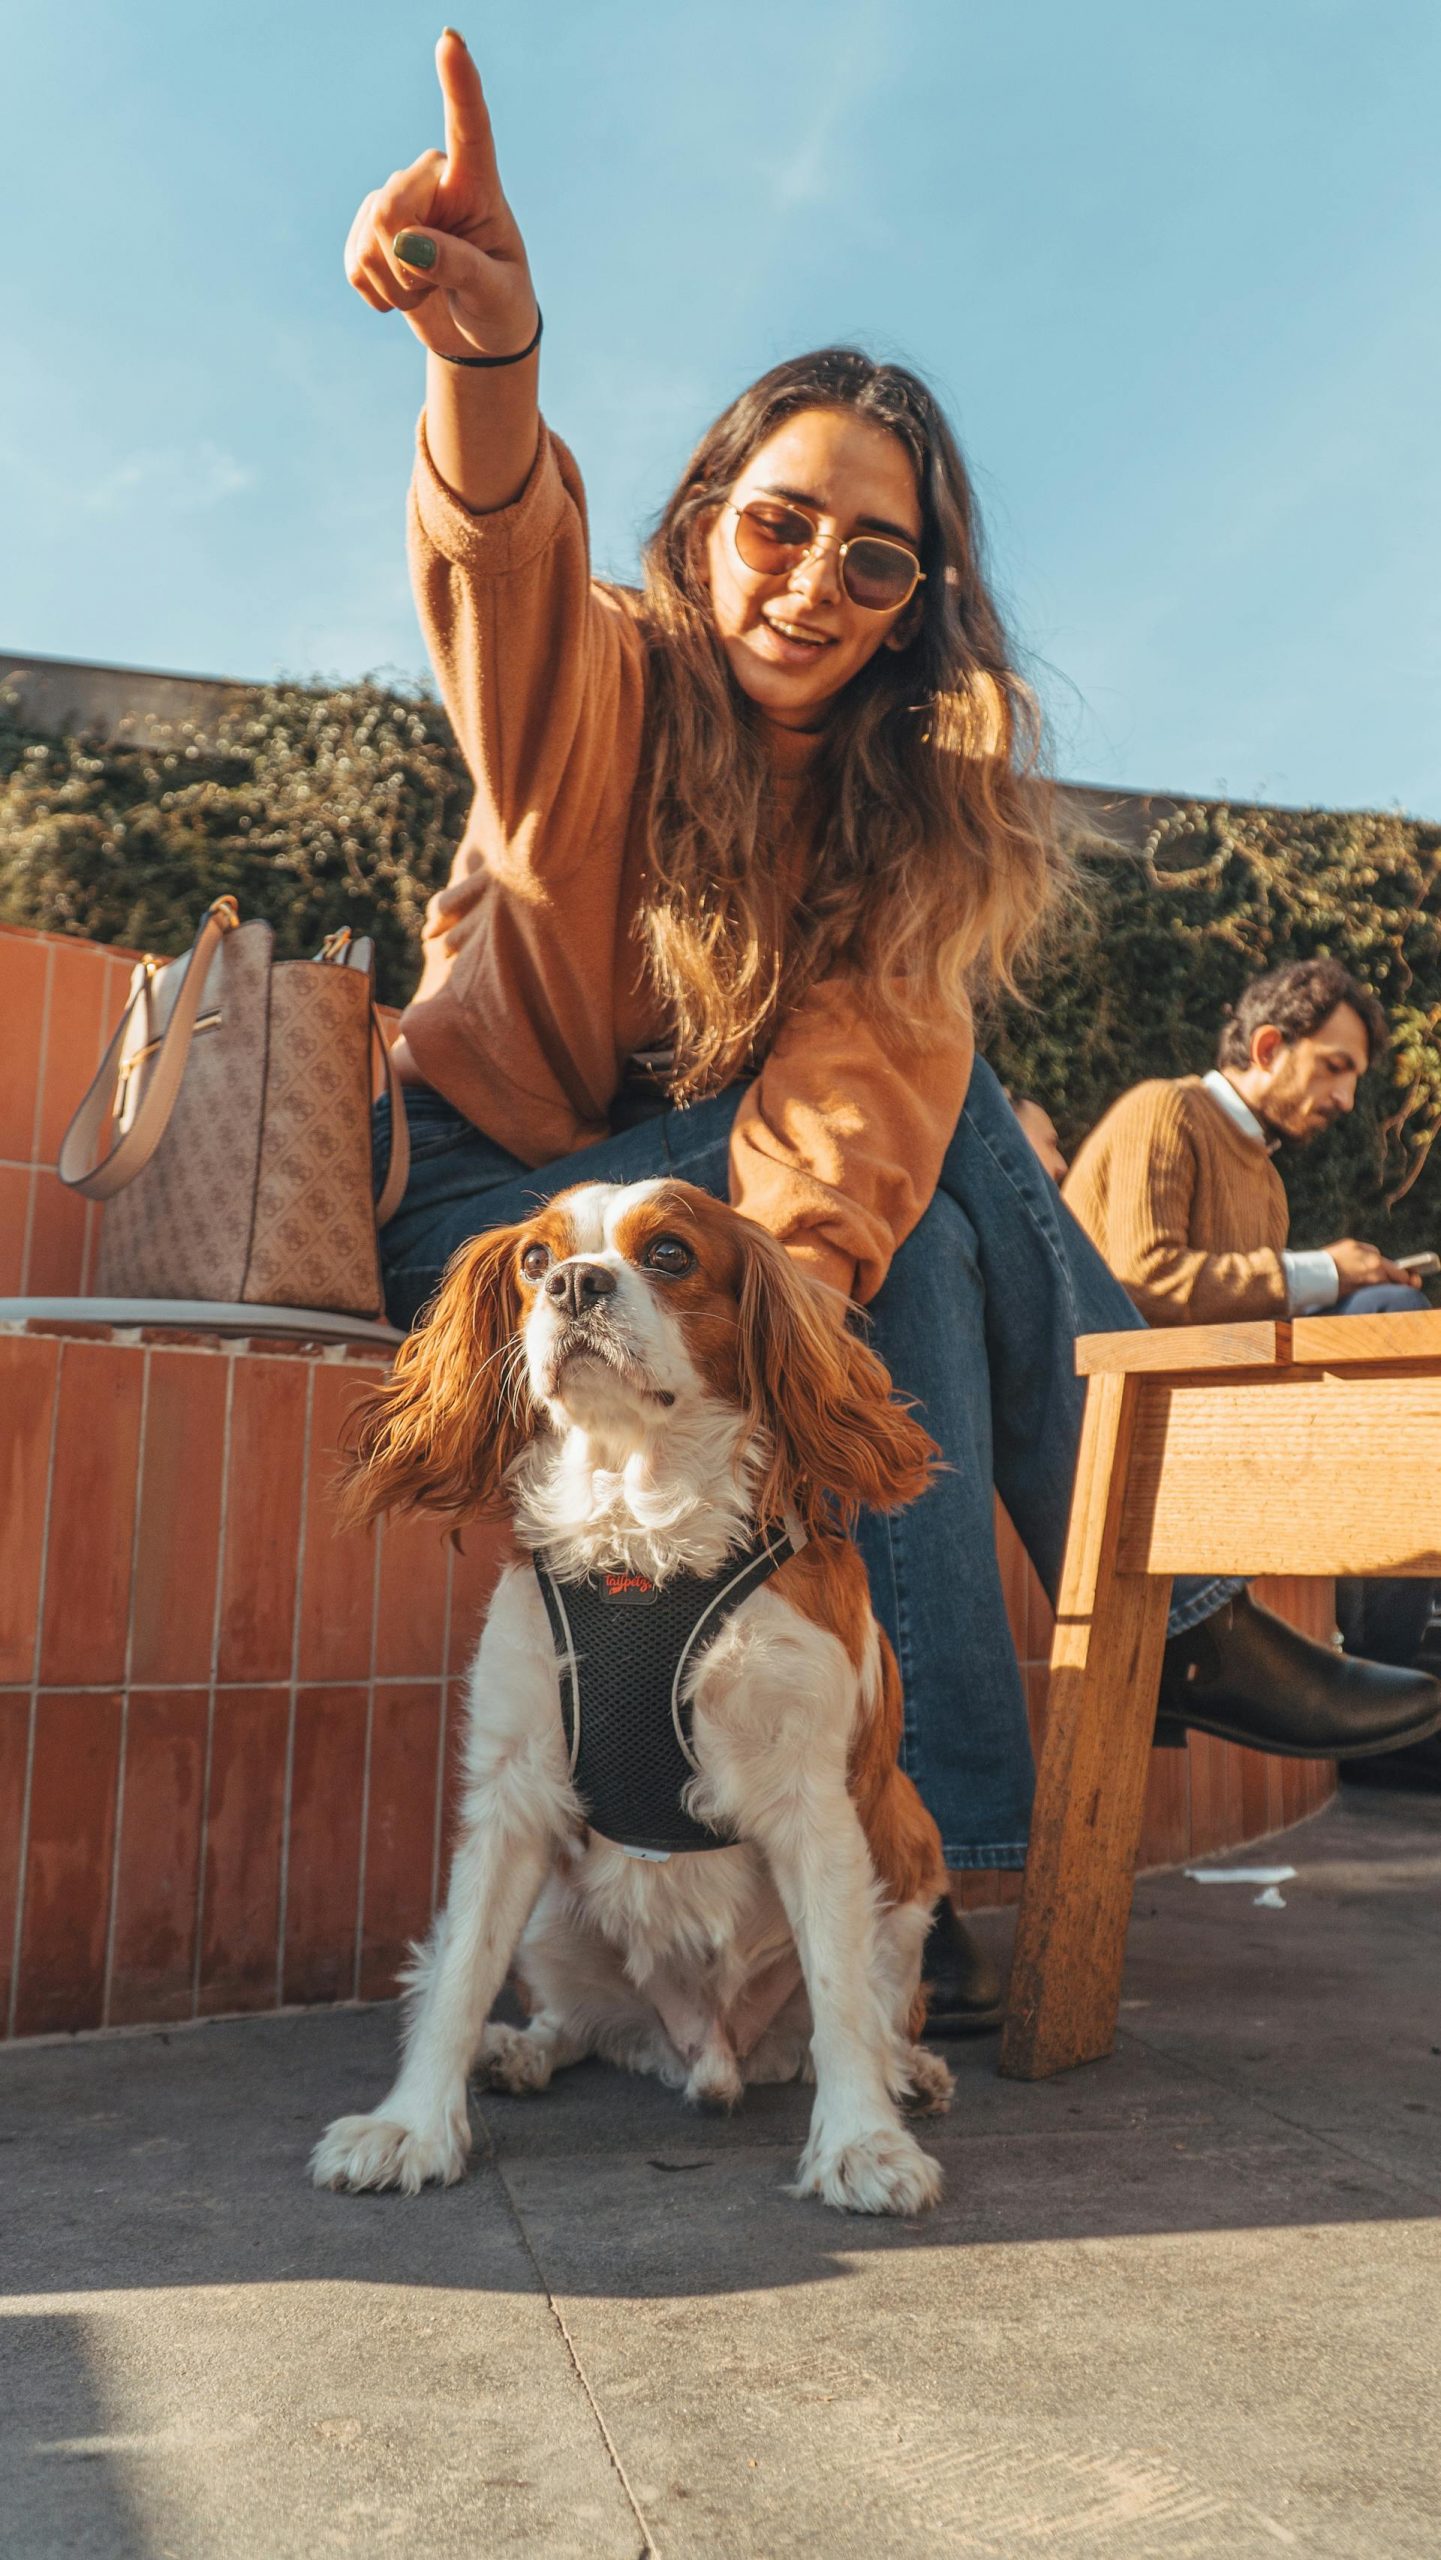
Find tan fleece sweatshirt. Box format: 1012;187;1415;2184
1062;1075;1290;1325
397;419;974;1303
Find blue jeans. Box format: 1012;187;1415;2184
375;1060;1234;1867
1329;1282;1436;1667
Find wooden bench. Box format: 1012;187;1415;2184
1000;1310;1441;2081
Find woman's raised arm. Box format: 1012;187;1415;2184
343;27;539;513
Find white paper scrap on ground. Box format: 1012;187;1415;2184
1183;1865;1297;1885
1253;1885;1288;1908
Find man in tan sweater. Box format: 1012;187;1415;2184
1063;957;1422;1326
1065;956;1435;1722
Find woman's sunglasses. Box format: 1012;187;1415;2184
728;498;925;615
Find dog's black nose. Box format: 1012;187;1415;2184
546;1259;617;1318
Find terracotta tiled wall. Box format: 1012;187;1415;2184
0;919;1334;2036
0;920;146;1299
0;1324;1335;2036
0;1321;510;2039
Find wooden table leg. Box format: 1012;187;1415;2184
1000;1370;1173;2080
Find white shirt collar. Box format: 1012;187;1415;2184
1201;1068;1276;1152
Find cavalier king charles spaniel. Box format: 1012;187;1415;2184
311;1178;953;2215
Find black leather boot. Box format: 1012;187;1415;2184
1157;1590;1441;1759
922;1895;1004;2037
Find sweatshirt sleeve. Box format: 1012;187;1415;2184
406;412;645;898
728;976;975;1305
1062;1083;1288;1325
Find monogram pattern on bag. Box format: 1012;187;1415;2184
98;924;270;1301
245;966;383;1316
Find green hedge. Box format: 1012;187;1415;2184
986;799;1441;1255
0;680;466;1012
3;680;1437;1253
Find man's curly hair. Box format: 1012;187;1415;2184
1217;957;1388;1072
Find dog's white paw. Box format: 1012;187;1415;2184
310;2108;469;2195
791;2120;943;2216
902;2045;955;2116
479;2022;555;2096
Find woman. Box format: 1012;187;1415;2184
347;33;1439;2024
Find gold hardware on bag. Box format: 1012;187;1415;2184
317;928;354;963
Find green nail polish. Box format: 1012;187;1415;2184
394;231;437;272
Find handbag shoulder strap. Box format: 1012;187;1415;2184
58;898;240;1202
372;1013;410;1227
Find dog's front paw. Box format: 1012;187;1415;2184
791;2120;943;2216
309;2108;470;2195
902;2044;955;2116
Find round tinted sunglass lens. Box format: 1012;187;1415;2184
733;502;813;573
843;539;918;610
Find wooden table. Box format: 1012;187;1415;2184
1000;1308;1441;2081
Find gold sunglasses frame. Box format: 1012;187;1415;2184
727;498;926;614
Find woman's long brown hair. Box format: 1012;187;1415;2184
637;346;1069;1101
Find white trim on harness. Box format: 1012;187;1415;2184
544;1574;583;1778
668;1512;809;1773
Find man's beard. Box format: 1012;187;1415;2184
1258;1098;1330;1150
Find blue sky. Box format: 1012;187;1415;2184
2;0;1437;812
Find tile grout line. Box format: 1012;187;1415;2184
304;1367;367;2007
101;1344;152;2026
274;1362;303;2013
486;2135;660;2557
7;1336;64;2039
16;943;53;1294
77;960;115;1296
193;1350;237;2018
27;938;54;1167
357;1426;386;1992
0;1674;453;1696
0;1330;393;1372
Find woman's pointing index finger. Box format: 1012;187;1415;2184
436;26;501;186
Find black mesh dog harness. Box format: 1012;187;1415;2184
533;1518;806;1860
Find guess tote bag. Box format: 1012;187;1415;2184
58;896;410;1318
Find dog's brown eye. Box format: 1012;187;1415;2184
644;1235;695;1276
520;1242;551;1282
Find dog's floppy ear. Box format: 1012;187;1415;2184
337;1222;536;1529
734;1226;937;1532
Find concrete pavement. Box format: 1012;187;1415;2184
2;1786;1439;2558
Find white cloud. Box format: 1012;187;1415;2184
81;442;256;516
762;1;887;212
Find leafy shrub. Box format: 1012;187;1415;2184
0;679;467;1007
3;678;1437;1250
987;799;1441;1255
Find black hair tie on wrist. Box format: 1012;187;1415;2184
435;308;543;369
